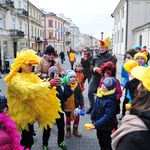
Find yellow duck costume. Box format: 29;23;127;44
4;50;63;132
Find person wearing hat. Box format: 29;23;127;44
64;70;84;138
141;46;149;65
86;37;116;114
35;45;65;79
111;66;150;150
4;49;63;149
134;52;148;67
133;44;141;52
90;77;117;150
42;66;73;150
0;96;24;150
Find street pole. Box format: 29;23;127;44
101;32;104;40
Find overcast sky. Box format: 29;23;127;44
29;0;120;39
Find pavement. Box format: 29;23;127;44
0;54;123;150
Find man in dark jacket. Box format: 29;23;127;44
81;47;92;83
86;37;117;114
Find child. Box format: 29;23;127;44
74;62;85;91
91;77;117;150
134;52;148;67
0;96;24;150
42;66;73;150
64;70;84;138
99;61;122;132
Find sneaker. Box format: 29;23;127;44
86;108;93;114
43;145;48;150
58;141;67;150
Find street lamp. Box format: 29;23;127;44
53;37;55;48
101;32;104;40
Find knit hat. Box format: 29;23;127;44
48;66;59;76
45;45;55;54
102;77;116;90
131;66;150;92
133;45;141;50
66;70;76;77
124;60;139;73
0;96;8;113
99;37;110;49
134;52;147;63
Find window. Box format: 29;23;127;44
49;32;53;39
19;21;22;30
3;41;7;57
12;18;15;29
25;23;27;35
55;21;57;28
35;27;36;37
38;29;39;37
139;35;142;46
49;20;53;27
33;11;35;18
31;26;33;37
118;31;119;43
122;8;124;18
18;0;21;8
58;22;60;29
0;13;5;29
121;28;124;42
118;12;120;22
30;9;32;16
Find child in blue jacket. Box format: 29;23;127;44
91;77;117;150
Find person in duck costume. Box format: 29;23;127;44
4;49;63;149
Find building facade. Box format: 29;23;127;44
0;0;28;67
29;2;43;52
112;0;150;55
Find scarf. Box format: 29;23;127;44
111;115;148;150
66;81;78;121
96;88;115;98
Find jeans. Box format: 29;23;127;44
88;78;100;109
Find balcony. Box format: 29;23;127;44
17;8;28;18
10;29;24;38
0;0;14;10
66;31;71;36
35;37;44;43
66;41;71;45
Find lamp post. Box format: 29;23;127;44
53;37;55;48
101;32;104;40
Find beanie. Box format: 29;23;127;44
133;45;141;50
0;96;8;113
48;66;59;76
45;45;55;54
66;70;76;77
102;77;116;90
134;53;147;63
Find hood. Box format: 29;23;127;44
111;114;148;150
136;110;150;130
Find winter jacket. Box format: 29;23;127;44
80;53;92;77
90;51;116;81
34;56;65;79
91;92;117;131
69;52;76;63
56;84;73;110
111;110;150;150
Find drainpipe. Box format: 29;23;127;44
125;0;129;50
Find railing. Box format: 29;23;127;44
10;29;24;37
0;0;14;9
17;8;28;17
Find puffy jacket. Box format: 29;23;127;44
91;93;117;131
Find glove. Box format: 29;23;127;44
50;78;61;87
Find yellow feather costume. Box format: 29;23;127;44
4;50;63;132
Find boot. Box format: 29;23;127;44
66;127;71;138
73;127;81;137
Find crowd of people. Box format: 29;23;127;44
0;39;150;150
